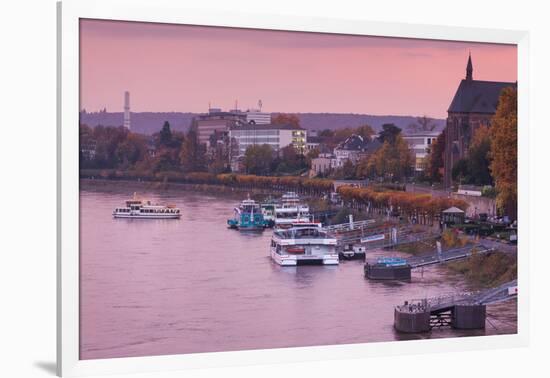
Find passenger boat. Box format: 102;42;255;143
260;199;277;228
270;222;339;266
113;193;181;219
274;192;310;227
227;196;267;231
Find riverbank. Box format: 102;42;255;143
446;251;517;288
80;178;342;216
80;177;281;197
394;230;517;288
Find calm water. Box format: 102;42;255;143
79;184;517;360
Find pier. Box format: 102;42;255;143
394;280;517;333
365;244;495;280
323;218;439;259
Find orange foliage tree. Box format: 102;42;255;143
336;186;467;225
489;87;517;219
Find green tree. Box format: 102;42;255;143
159;121;173;147
244;144;274;175
452;158;469;184
378;123;402;144
467;125;493;186
450;126;493;186
180;129;206;172
116;133;147;169
276;144;307;174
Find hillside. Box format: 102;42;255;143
79;111;445;135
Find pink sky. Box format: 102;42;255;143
80;19;517;119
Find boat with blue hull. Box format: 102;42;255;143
227;197;268;231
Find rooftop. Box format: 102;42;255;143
229;123;304;131
335;134;381;153
448;79;516;114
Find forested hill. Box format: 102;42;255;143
79;111;445;135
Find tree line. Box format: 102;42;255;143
337;185;468;225
80;120;309;176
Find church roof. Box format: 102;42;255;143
448;79;516;114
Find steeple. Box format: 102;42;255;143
466;52;473;81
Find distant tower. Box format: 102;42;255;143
123;91;131;130
466;52;473;81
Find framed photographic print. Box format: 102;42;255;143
57;0;529;376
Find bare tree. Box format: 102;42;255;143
407;115;437;132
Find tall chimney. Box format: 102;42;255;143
123;91;131;130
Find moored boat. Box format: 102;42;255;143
113;193;181;219
274;192;310;227
227;196;267;231
270;222;338;266
260;199;277;228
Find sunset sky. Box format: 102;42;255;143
80;19;517;119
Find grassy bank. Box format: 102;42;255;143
394;230;516;287
446;251;517;288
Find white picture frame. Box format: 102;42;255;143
57;0;530;376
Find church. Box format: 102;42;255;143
443;54;516;188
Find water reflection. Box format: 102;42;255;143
79;185;517;360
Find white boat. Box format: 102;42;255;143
270;222;339;266
274;192;310;227
113;193;181;219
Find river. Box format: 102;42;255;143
79;183;517;360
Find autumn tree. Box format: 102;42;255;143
356;124;375;140
489;87;517;219
272;113;301;128
427;128;445;183
367;134;413;180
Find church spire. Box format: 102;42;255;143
466;52;473;81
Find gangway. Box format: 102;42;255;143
408;244;494;268
365;244;495;280
394;280;517;333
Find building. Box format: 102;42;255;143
244;109;271;125
194;108;272;146
444;54;516;187
80;141;97;160
194;109;246;146
333;134;381;168
305;135;321;153
310;153;334;177
229;123;307;157
403;131;441;172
